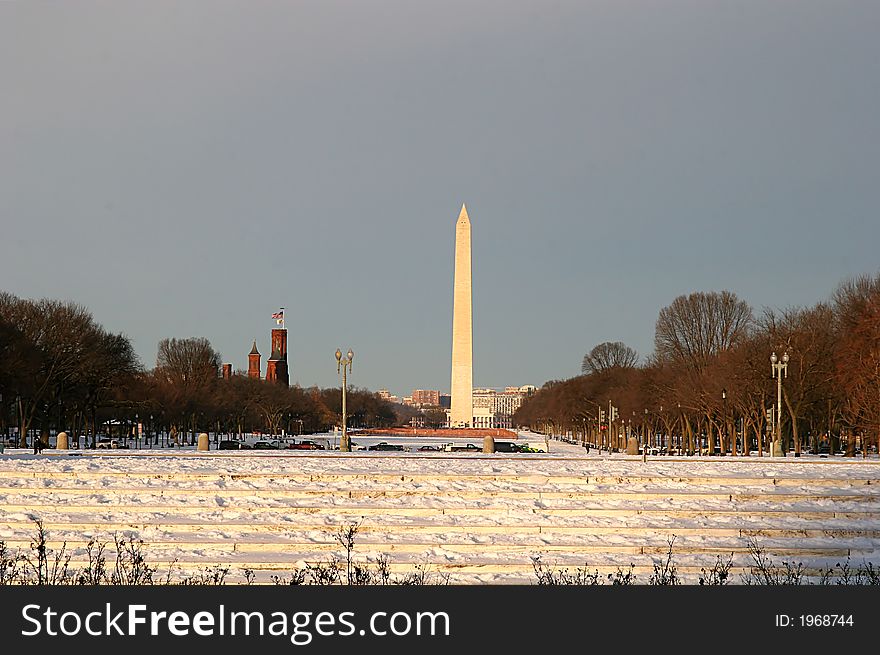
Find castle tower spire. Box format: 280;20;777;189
267;327;289;386
247;340;261;379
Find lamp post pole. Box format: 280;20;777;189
582;399;603;450
643;408;648;463
660;405;669;455
16;394;23;448
770;352;789;457
609;400;614;452
722;389;728;456
336;348;354;452
678;401;688;456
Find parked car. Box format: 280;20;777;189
417;444;442;452
96;438;120;449
368;442;406;451
218;440;252;450
252;440;281;450
445;443;481;452
287;440;326;450
492;441;521;453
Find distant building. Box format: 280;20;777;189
221;363;233;380
439;394;451;409
411;389;441;407
467;386;533;429
377;388;401;404
246;321;291;386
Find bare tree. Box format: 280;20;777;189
654;291;753;369
0;296;39;417
249;381;292;436
761;305;836;455
833;273;880;329
0;295;106;446
834;274;880;453
68;331;142;447
654;291;753;455
156;337;221;387
582;341;639;374
155;337;221;442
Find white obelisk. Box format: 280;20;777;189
450;203;473;427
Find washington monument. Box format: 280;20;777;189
450;203;473;427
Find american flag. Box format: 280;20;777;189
271;310;284;319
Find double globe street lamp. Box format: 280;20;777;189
335;348;354;452
770;351;789;457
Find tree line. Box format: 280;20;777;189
514;272;880;457
0;291;402;447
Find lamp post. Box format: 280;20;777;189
770;351;789;457
643;408;648;463
678;401;689;456
16;394;23;448
721;389;728;456
608;401;619;452
582;398;603;450
660;405;671;455
335;348;354;452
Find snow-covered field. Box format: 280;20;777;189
1;435;879;584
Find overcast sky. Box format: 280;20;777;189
2;1;878;397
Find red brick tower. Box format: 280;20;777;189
266;359;277;382
221;363;233;380
247;341;261;379
271;328;287;359
266;328;289;386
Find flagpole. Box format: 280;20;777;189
280;306;285;330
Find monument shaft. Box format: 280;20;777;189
450;204;473;427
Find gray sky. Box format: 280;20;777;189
2;0;879;398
